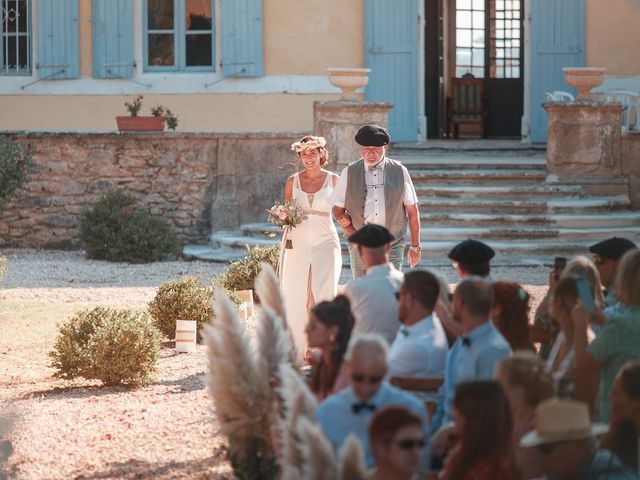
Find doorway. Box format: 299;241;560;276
426;0;524;138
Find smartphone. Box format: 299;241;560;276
554;257;567;273
575;276;596;313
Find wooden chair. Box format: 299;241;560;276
446;77;487;138
389;376;444;418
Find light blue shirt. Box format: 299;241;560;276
316;382;428;467
430;320;512;433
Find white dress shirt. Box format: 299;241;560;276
388;313;448;380
343;263;404;344
332;157;419;227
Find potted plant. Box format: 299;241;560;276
116;95;179;132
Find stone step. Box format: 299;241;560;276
421;211;640;228
408;168;547;184
416;184;584;199
389;140;546;156
400;157;547;171
418;195;631;213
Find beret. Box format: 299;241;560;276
589;237;637;261
448;239;495;264
355;125;390;147
347;224;395;248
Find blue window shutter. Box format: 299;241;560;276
221;0;263;77
37;0;79;79
92;0;134;78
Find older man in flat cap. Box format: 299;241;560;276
332;125;421;278
343;224;404;344
448;238;495;280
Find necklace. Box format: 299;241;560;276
304;171;324;183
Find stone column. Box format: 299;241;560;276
544;102;628;196
313;100;393;170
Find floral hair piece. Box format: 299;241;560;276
290;136;327;153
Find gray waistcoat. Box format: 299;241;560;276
344;158;407;242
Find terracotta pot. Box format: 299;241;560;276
116;115;165;132
562;67;606;99
327;67;371;99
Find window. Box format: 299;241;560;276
145;0;214;72
1;0;30;75
455;0;521;79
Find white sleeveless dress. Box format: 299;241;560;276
280;172;342;354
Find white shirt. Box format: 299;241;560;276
388;314;448;380
331;157;419;227
343;263;404;344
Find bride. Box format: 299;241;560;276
280;135;342;356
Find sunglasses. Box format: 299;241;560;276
395;438;426;450
536;441;564;455
351;374;384;385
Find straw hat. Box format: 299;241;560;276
520;398;608;447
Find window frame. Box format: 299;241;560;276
0;0;32;76
143;0;215;73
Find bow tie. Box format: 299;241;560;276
462;337;472;347
352;402;377;414
399;327;410;337
367;164;382;172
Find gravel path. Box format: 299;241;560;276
0;248;552;479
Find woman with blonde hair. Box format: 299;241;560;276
280;136;342;355
496;353;554;479
573;248;640;422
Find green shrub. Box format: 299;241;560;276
80;189;180;263
0;136;31;212
148;276;241;339
49;307;162;387
215;244;280;292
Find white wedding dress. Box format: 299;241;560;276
279;172;342;354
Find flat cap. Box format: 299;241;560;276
347;224;395;248
448;239;495;264
589;237;637;261
355;125;390;147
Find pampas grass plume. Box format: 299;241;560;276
297;417;338;480
338;434;366;480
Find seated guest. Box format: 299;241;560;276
367;406;425;480
573;248;640;422
590;237;637;314
343;225;403;344
388;270;448;391
430;277;512;433
439;381;518;480
601;361;640;471
496;353;554;479
434;272;463;342
316;333;427;468
520;399;639;480
448;238;495;280
306;295;355;401
545;276;595;393
491;282;534;351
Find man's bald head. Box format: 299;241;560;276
453;276;493;331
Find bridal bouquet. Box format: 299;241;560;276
267;200;306;249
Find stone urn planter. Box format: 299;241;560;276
562;67;606;99
116;115;165;132
327;67;371;99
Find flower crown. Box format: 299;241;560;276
290;136;327;153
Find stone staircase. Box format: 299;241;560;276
184;144;640;267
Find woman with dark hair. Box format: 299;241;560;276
441;381;518;480
367;406;425;480
305;295;355;401
491;282;534;352
601;361;640;470
280;135;342;355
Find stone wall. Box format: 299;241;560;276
0;132;303;249
622;133;640;209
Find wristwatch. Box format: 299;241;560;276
409;245;422;253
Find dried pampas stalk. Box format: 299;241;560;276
297;417;338;480
338;434;366;480
203;288;276;478
277;363;317;475
255;263;286;321
255;263;298;365
257;305;295;378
